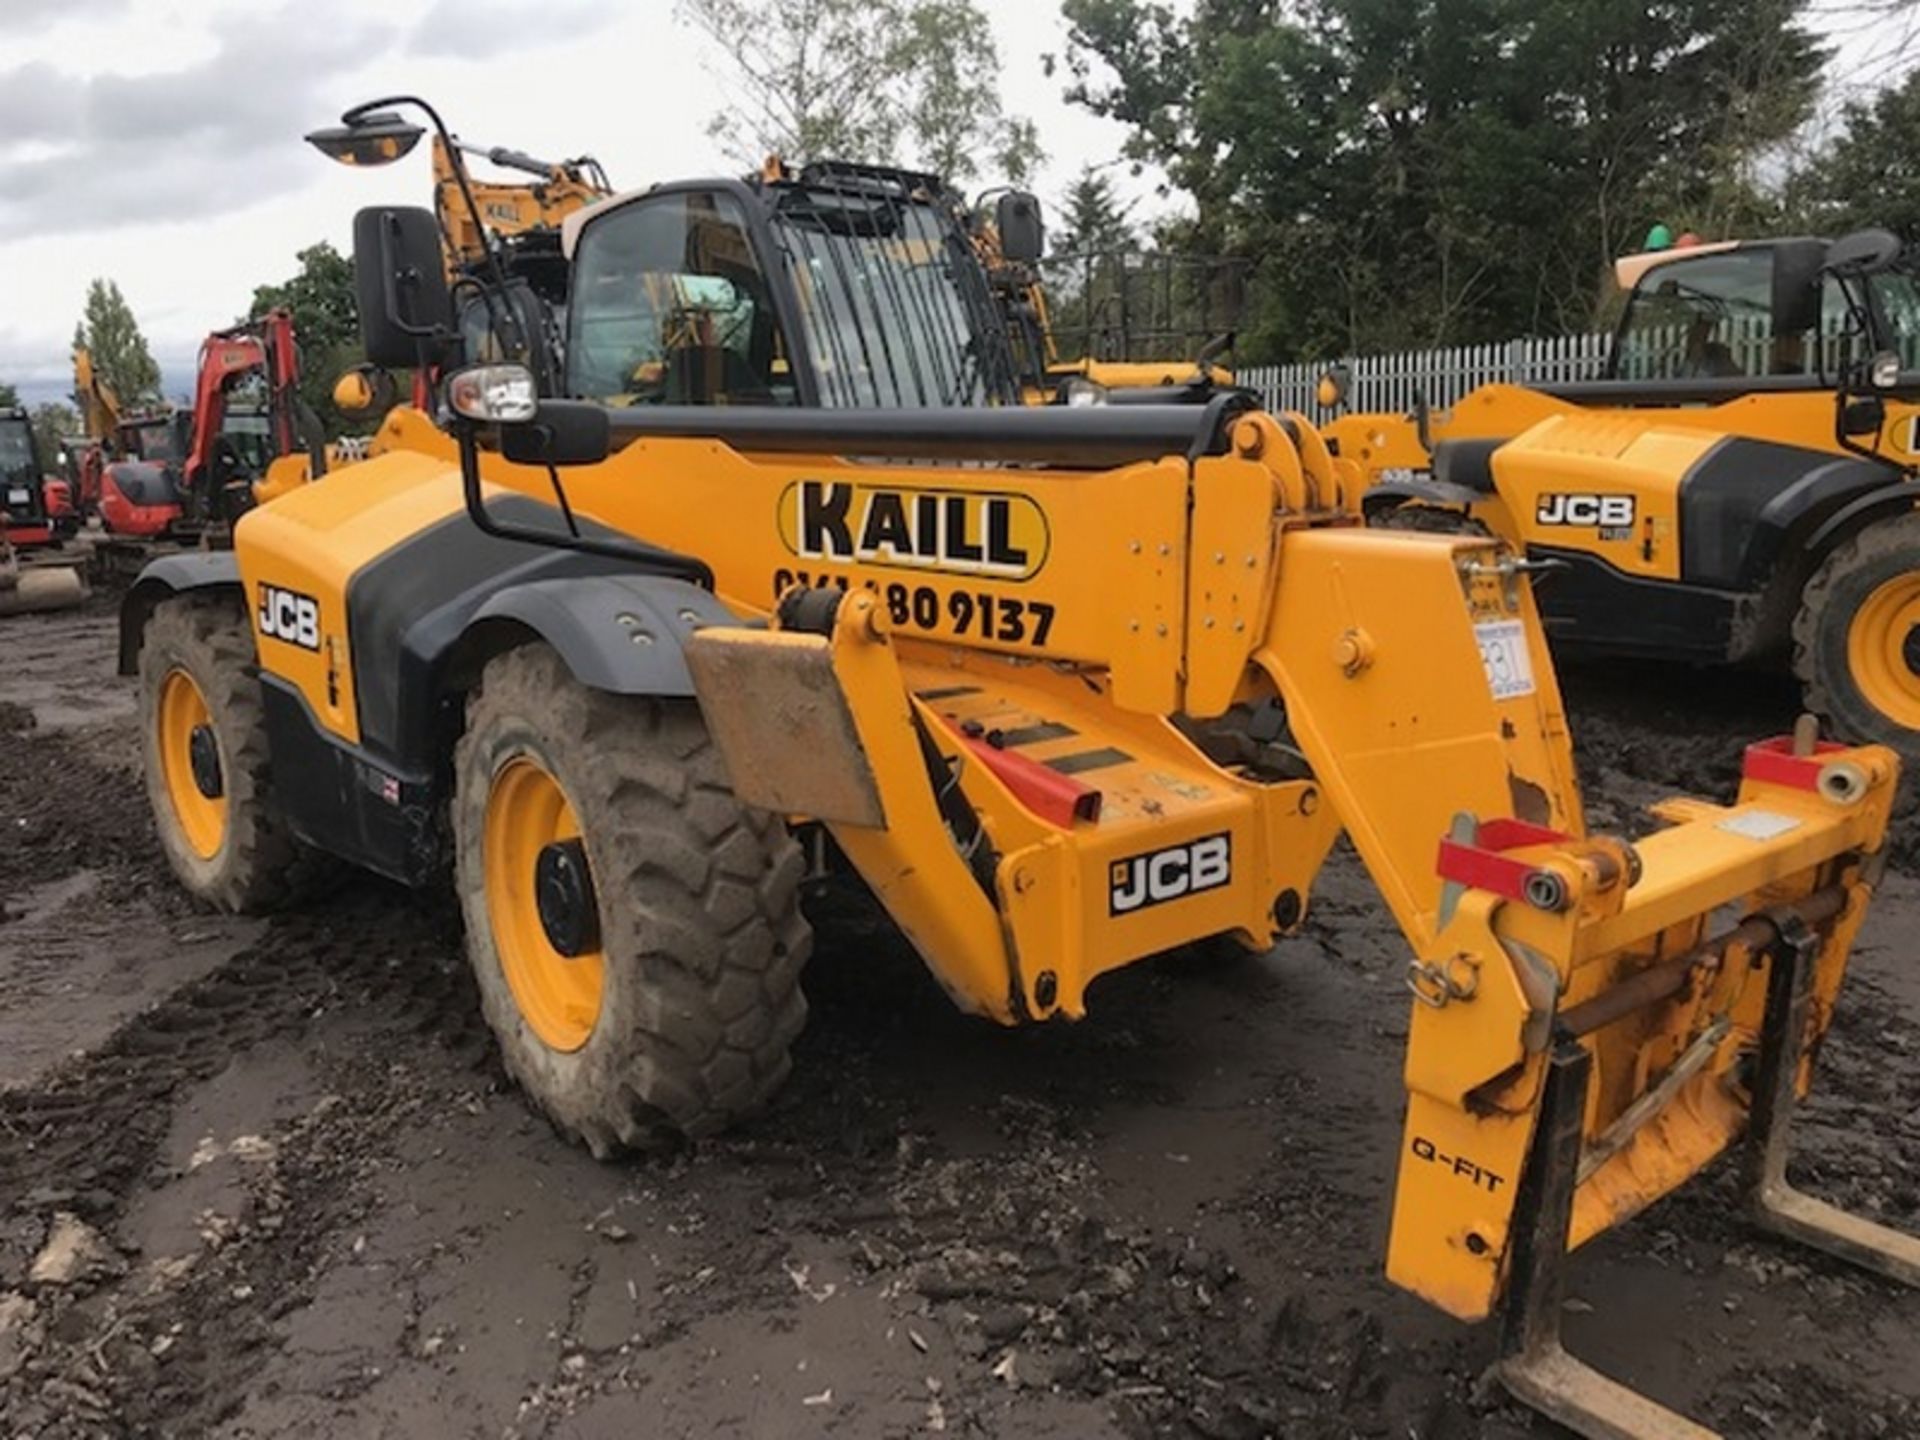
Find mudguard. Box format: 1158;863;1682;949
1801;477;1920;560
462;573;740;699
1678;439;1903;589
118;551;242;675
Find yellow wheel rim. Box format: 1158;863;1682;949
482;756;605;1052
156;668;228;860
1846;573;1920;730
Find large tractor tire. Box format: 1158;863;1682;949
453;645;811;1155
139;593;338;912
1794;514;1920;758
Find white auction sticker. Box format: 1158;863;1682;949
1475;619;1536;700
1718;809;1802;841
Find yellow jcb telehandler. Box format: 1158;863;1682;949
120;100;1919;1439
1324;229;1920;759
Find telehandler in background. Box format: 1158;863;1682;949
974;203;1244;403
121;99;1919;1440
1325;229;1920;758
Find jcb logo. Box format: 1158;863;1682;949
1109;833;1231;915
1536;493;1636;529
778;479;1049;580
257;583;320;651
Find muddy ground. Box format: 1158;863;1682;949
1;601;1915;1439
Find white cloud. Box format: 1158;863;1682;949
0;0;1148;395
405;0;621;59
8;0;131;36
0;11;399;242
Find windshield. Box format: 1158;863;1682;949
568;190;799;407
127;417;181;464
1613;250;1776;380
1869;264;1920;369
221;409;276;475
1614;245;1920;381
0;420;33;478
775;190;1016;407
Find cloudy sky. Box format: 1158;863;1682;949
0;0;1142;406
1;1;1907;408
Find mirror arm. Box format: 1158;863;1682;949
454;424;716;588
346;94;528;359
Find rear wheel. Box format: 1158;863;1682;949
1794;514;1920;757
138;593;337;911
453;645;811;1155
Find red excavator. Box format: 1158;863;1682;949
73;309;322;551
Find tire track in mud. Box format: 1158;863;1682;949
0;713;174;899
1;707;488;1433
0;884;475;1226
0;878;493;1438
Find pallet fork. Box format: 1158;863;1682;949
1497;890;1920;1439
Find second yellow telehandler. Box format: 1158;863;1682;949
1328;229;1920;757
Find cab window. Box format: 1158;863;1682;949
566;191;797;407
1614;250;1776;380
1867;265;1920;370
0;421;33;476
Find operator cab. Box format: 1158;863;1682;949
0;410;50;537
1609;233;1920;384
560;162;1021;409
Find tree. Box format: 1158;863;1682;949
898;0;1042;183
30;402;79;466
0;380;18;409
682;0;903;164
74;278;162;405
247;241;367;432
679;0;1043;183
1052;167;1137;255
1057;0;1826;360
1786;68;1920;241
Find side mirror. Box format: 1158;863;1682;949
352;206;452;368
501;401;611;468
996;191;1045;264
1842;395;1886;437
1825;228;1902;277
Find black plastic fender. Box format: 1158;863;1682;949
460;573;740;699
118;550;242;675
1801;479;1920;561
1679;438;1905;590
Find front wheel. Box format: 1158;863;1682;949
452;645;811;1155
138;593;338;912
1793;515;1920;758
